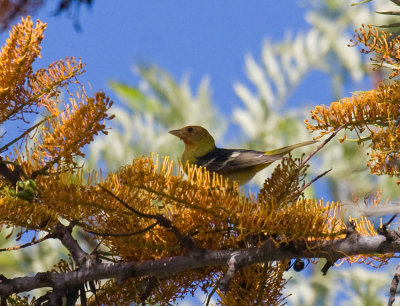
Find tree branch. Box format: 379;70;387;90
52;222;91;267
321;221;360;275
83;221;159;237
0;234;51;252
0;158;23;185
99;185;198;251
389;262;400;306
300;125;345;168
294;168;332;197
0;115;54;154
1;231;400;297
218;251;240;292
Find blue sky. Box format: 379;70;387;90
10;0;323;115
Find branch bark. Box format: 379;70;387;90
0;232;398;297
389;262;400;306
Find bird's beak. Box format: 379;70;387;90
169;129;183;139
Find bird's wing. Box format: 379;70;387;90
196;148;282;174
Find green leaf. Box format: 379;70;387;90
342;136;372;142
350;0;372;6
378;22;400;28
376;11;400;16
109;80;161;113
350;90;367;95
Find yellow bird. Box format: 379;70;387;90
169;126;316;185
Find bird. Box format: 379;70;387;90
169;125;317;185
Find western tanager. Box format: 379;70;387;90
169;125;316;185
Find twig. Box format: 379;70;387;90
100;185;197;251
378;214;399;242
31;109;104;179
34;290;64;306
389;263;400;306
288;125;343;202
134;183;228;216
205;285;218;306
300;125;345;168
293;168;332;197
52;222;91;266
321;260;334;276
218;253;239;292
31;159;60;179
139;277;158;303
84;222;159;237
0;115;54;154
0;157;23;185
90;238;104;255
99;185;157;219
79;283;87;306
97;255;120;263
0;234;51;252
321;221;359;275
383;214;398;228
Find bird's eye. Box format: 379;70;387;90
187;127;194;133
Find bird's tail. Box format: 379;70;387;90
264;140;317;156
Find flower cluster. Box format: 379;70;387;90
351;24;400;79
306;82;400;176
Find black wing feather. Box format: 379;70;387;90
196;148;283;174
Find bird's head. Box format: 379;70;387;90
169;126;216;156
